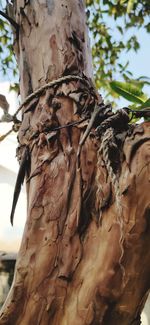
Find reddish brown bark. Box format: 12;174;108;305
0;1;150;324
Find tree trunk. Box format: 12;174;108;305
0;1;150;324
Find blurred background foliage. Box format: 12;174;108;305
0;0;150;109
85;0;150;105
0;1;18;83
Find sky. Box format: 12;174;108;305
127;30;150;79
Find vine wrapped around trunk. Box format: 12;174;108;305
0;1;150;324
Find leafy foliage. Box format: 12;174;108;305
109;80;150;122
0;2;18;79
110;80;147;104
86;0;150;98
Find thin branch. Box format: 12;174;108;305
0;10;19;31
123;107;150;119
0;128;13;142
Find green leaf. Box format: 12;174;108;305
128;80;144;90
127;0;136;13
120;0;128;4
134;98;150;110
109;81;146;104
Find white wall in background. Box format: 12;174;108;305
0;165;26;252
0;82;26;252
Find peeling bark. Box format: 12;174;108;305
0;1;150;324
13;0;93;99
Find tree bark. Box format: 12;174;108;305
0;1;150;324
